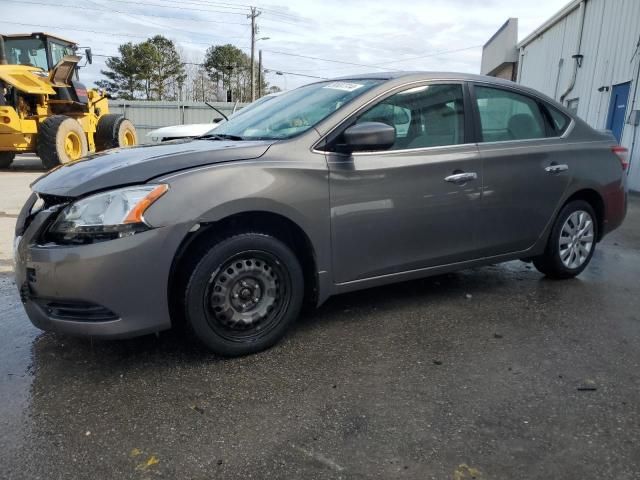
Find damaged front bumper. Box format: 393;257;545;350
14;192;182;339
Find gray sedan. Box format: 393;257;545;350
14;72;628;356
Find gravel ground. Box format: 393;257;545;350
1;158;639;479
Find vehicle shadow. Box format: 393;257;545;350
25;261;553;366
1;155;47;172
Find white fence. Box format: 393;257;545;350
108;101;247;144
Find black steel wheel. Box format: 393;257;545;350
184;233;304;356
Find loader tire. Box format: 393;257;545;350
0;152;15;169
95;114;137;151
37;115;89;169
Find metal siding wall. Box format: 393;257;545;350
108;101;246;143
518;0;640;190
519;16;571;96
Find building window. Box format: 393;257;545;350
566;98;579;116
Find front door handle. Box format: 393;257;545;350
444;172;478;184
545;163;569;174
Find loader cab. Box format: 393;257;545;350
3;33;78;76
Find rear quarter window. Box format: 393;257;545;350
544;104;571;135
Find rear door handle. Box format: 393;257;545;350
444;172;478;184
545;164;568;174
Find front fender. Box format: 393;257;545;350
145;158;331;277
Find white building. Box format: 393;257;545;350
482;0;640;191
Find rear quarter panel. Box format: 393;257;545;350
555;124;626;237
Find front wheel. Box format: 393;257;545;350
533;200;597;279
37;115;89;169
184;233;304;357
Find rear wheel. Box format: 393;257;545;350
37;115;88;169
0;152;15;169
533;200;597;279
95;114;137;151
184;233;304;357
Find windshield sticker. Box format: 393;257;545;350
322;82;365;92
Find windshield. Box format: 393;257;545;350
210;79;383;140
229;93;278;119
3;38;75;71
4;38;48;70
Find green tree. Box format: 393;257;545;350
140;36;186;100
96;36;186;100
203;44;248;100
95;42;144;99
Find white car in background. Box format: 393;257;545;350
147;93;282;142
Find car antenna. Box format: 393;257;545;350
205;102;228;122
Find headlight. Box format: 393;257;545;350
48;184;168;244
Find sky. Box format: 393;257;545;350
1;0;569;91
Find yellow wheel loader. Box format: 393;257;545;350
0;33;137;169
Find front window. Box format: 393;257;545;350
4;38;48;70
210;79;383;140
354;83;466;150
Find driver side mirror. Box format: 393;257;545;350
342;122;395;152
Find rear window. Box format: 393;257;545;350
474;86;546;142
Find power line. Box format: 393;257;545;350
97;0;248;16
376;44;483;65
264;69;328;80
8;0;248;26
92;53;204;67
0;21;251;49
131;0;305;22
292;44;485;73
93;52;325;80
262;49;402;72
86;0;247;40
95;0;305;27
84;0;301;26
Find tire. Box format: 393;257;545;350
37;115;88;169
0;152;15;169
184;233;304;357
95;114;137;151
533;200;598;279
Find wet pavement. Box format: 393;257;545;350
1;165;639;478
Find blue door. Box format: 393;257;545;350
606;82;631;143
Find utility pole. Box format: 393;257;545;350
258;49;262;98
200;71;205;102
248;6;261;101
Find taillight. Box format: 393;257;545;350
612;146;629;171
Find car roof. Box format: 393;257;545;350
328;71;567;112
333;71;516;86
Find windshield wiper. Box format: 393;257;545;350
198;133;245;141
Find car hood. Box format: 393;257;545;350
147;123;220;139
32;139;275;197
